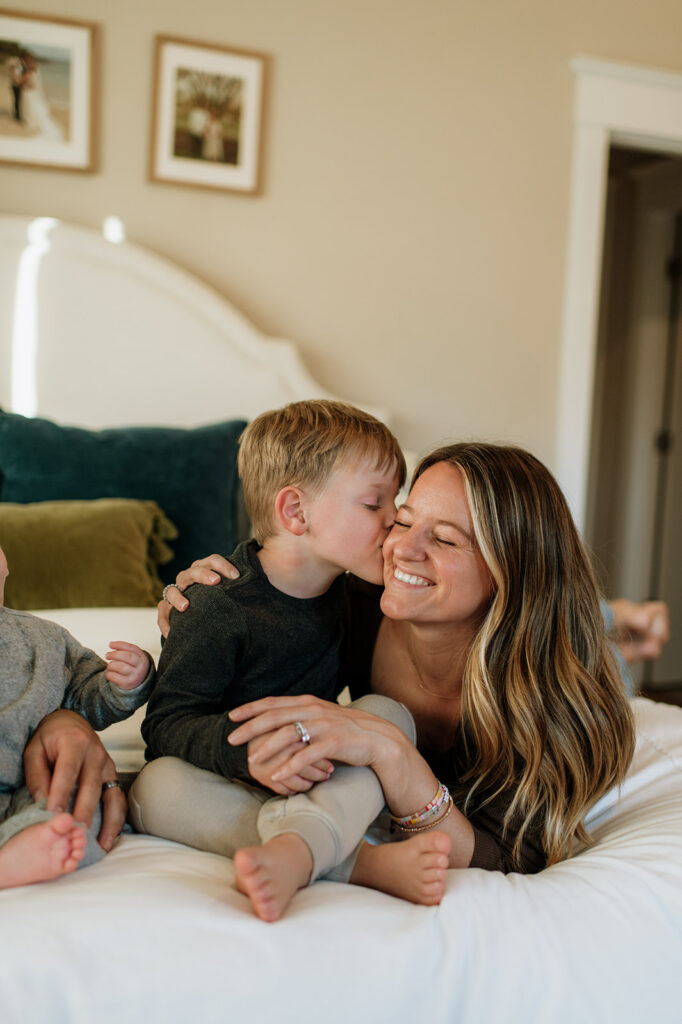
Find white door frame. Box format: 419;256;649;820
556;56;682;532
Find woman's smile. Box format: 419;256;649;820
392;567;433;588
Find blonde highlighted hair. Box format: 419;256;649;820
413;443;635;867
239;400;406;543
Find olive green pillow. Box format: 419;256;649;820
0;499;177;609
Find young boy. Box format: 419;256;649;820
0;543;154;888
131;400;451;921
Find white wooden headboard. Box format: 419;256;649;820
0;215;384;429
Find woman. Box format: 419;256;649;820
162;443;636;887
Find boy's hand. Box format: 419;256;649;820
246;733;334;795
105;641;151;690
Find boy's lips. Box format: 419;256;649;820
392;566;433;588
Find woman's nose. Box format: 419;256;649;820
392;527;425;562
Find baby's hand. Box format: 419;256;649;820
105;641;151;691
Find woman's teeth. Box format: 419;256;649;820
393;567;432;587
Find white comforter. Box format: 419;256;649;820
1;609;681;1024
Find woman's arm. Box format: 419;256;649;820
229;695;476;867
23;709;125;851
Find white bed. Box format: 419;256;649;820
1;216;681;1024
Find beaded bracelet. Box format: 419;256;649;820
390;782;450;828
393;796;454;833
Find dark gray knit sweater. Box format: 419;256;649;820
141;540;345;782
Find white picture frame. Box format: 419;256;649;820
0;8;97;172
149;35;267;195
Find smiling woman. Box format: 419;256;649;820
361;442;635;870
380;460;494;636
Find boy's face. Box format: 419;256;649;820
303;456;400;585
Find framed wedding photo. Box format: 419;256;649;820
149;35;267;195
0;9;97;171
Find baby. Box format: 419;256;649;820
0;544;154;888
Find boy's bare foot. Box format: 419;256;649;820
234;833;313;923
350;831;451;905
0;813;87;889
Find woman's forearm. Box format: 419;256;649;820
368;725;438;813
371;728;476;868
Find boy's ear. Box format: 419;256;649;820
273;486;308;536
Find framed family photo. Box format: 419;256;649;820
149;35;267;195
0;8;97;171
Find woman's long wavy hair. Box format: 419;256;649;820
413;443;635;867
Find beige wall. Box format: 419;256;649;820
4;0;682;462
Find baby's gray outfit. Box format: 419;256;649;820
0;606;153;866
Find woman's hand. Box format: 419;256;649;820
229;695;408;787
157;554;240;637
23;709;125;851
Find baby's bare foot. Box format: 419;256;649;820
234;834;313;923
350;830;451;905
0;813;86;889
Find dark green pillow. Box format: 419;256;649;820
0;410;247;583
0;498;177;609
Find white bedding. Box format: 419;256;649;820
2;609;681;1024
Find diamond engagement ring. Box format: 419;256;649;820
162;583;184;603
294;721;311;745
102;779;123;793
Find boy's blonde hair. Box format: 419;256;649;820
238;400;406;543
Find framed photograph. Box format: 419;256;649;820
0;9;97;171
149;35;267;195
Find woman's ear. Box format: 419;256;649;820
273;487;308;536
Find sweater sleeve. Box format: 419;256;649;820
462;790;547;875
141;586;251;780
467;825;545;875
61;632;155;730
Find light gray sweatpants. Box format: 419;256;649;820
128;694;416;883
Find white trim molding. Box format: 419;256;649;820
557;57;682;531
